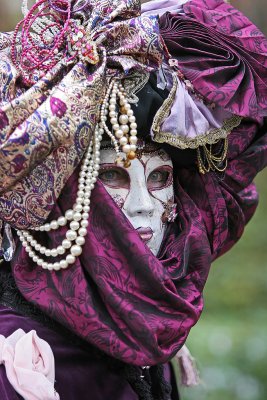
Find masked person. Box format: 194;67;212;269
0;0;267;399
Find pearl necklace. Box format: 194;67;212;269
16;78;138;271
16;124;103;271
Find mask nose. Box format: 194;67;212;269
123;180;154;218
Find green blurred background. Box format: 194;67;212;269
0;1;266;399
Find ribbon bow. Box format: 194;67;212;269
0;0;163;229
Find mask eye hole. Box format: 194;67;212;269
147;166;173;191
98;165;130;189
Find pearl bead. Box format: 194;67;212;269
81;220;89;228
122;144;131;153
50;220;59;230
60;260;68;269
35;243;41;251
115;129;123;139
66;254;76;265
51;248;58;257
66;230;77;241
76;236;85;246
130;129;137;136
78;227;87;237
71;245;82;257
77;190;84;198
110;117;118;125
129;136;137;144
82;212;89;220
119;114;128;124
119;137;127;146
73;212;82;221
65;210;74;220
40;246;46;254
83;206;90;212
109;111;116;118
42;262;48;269
44;224;50;232
130;122;137;129
130;144;136;152
74;204;83;213
70;221;80;231
45;249;51;257
129;116;136;123
121;124;129;134
57;246;65;255
58;216;67;226
33;256;38;263
113;123;120;131
53;262;60;271
62;239;72;249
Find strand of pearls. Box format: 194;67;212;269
100;79;138;167
16;125;103;271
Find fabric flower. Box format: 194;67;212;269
0;329;60;400
159;0;267;120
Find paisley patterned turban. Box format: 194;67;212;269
0;0;267;366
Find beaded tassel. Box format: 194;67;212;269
100;79;138;168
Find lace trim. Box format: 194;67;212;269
153;115;242;149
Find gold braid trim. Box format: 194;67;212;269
153;114;242;149
151;71;178;140
151;72;242;149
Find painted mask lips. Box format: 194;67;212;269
136;227;153;243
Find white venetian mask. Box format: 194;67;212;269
99;147;174;255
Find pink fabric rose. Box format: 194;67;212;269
0;329;60;400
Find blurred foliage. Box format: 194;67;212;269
0;1;266;399
184;170;267;400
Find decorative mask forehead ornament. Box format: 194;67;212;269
99;144;177;255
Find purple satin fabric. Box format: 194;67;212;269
10;119;267;367
159;0;267;120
